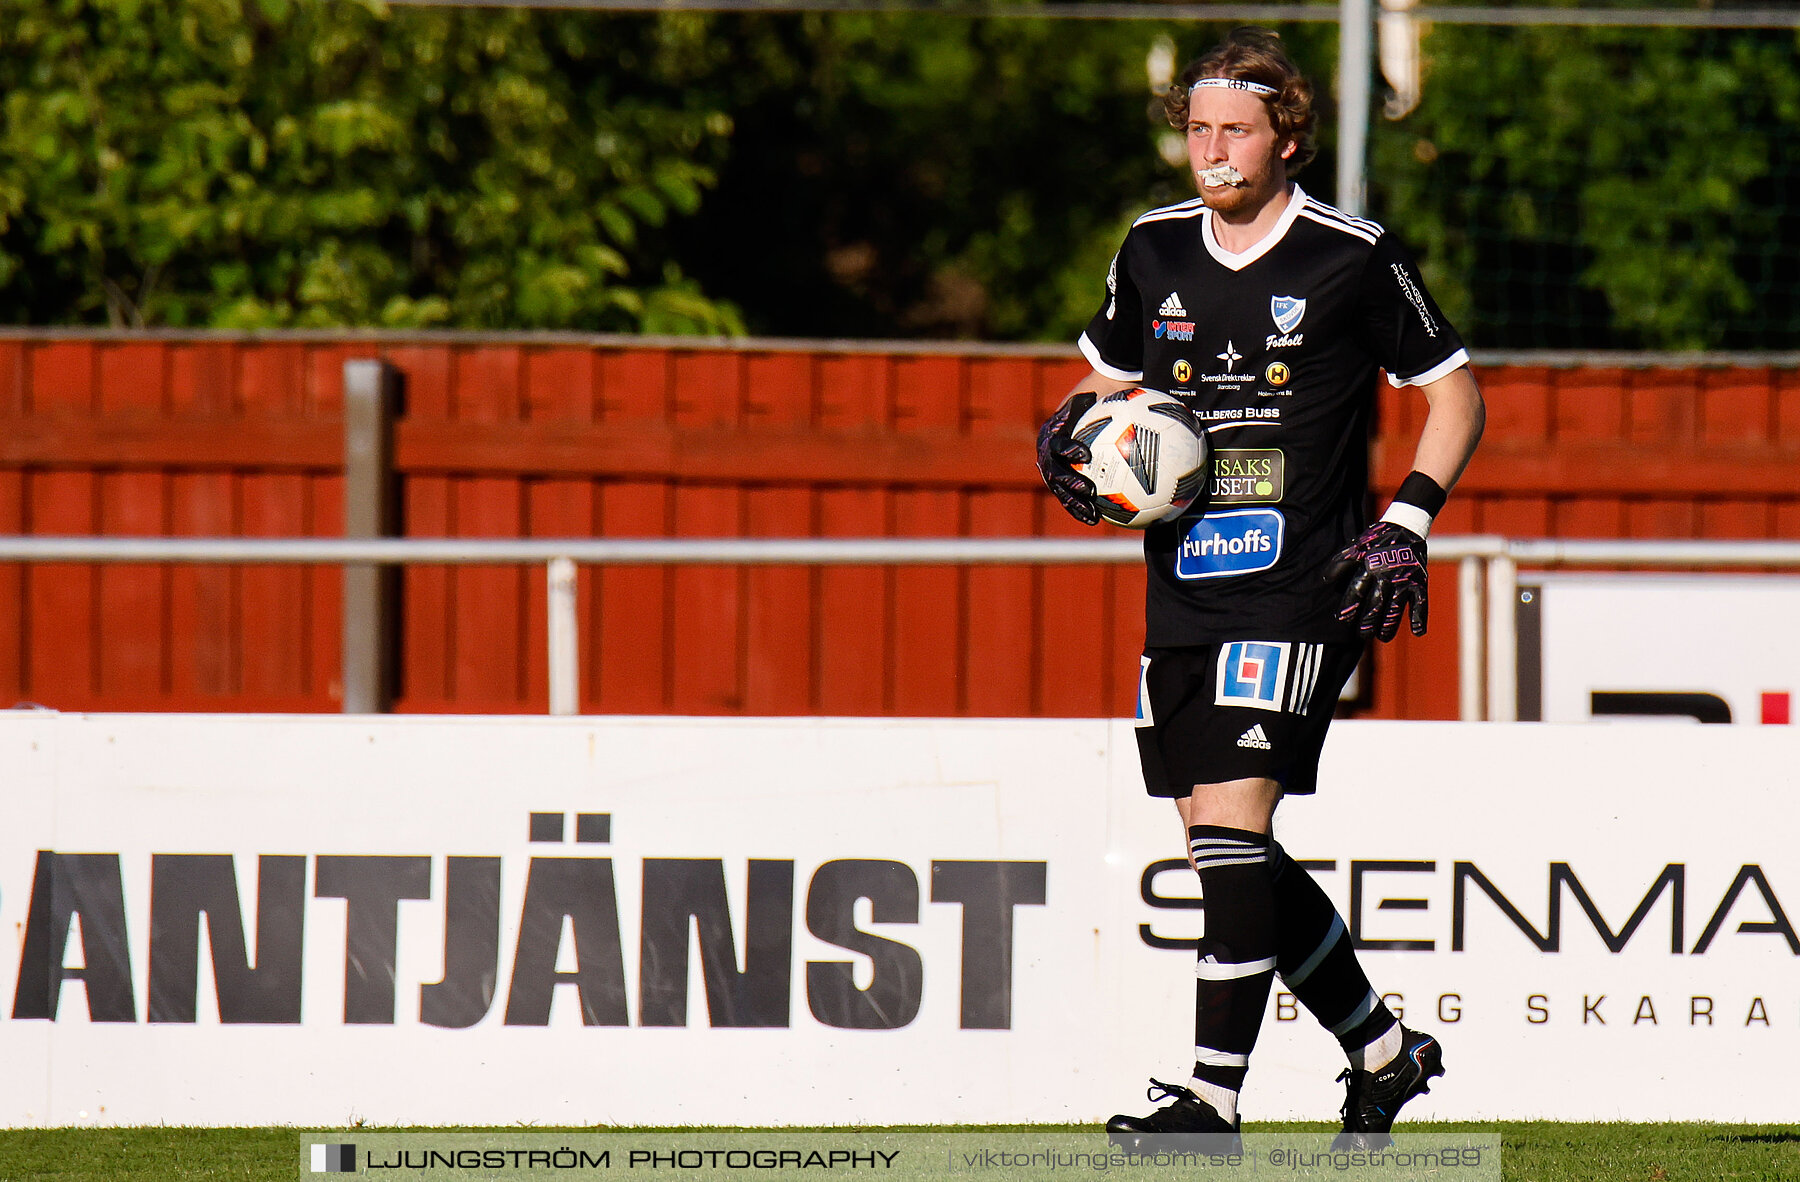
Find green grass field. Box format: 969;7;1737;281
0;1124;1794;1182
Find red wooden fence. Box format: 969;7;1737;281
2;331;1795;719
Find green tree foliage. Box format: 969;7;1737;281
4;6;1793;348
0;3;1338;340
670;16;1341;342
665;14;1181;341
0;0;744;331
1370;23;1800;350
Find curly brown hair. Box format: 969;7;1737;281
1160;27;1318;176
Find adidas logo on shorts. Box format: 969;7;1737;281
1159;291;1187;317
1237;724;1272;750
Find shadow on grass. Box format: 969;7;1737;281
1710;1132;1800;1145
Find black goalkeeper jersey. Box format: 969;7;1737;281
1078;185;1469;646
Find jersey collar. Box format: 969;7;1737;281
1202;184;1309;272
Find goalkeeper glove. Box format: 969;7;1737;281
1036;392;1100;526
1325;471;1446;641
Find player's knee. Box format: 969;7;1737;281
1186;778;1280;831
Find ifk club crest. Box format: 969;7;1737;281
1271;295;1306;335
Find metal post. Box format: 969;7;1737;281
1457;554;1484;722
342;359;401;714
1485;555;1518;723
547;557;579;716
1337;0;1373;216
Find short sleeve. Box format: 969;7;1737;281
1355;233;1470;388
1076;242;1145;383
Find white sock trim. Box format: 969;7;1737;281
1190;854;1273;870
1195;954;1278;980
1193;1045;1250;1068
1350;1021;1405;1072
1329;989;1380;1037
1187;1076;1239;1124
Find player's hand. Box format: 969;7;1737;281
1325;521;1428;641
1036;392;1099;526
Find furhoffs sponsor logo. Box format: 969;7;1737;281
1174;509;1285;580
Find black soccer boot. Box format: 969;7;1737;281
1106;1079;1242;1156
1332;1026;1445;1151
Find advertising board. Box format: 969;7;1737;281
1518;573;1800;725
0;714;1792;1125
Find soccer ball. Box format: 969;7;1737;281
1071;388;1208;528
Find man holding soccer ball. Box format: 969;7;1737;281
1036;27;1485;1149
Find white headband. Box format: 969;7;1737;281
1190;77;1278;96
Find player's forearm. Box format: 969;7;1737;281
1405;367;1485;495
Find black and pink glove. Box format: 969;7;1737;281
1327;471;1447;642
1326;521;1429;641
1036;392;1099;526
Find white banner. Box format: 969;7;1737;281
0;714;1794;1127
1521;572;1800;724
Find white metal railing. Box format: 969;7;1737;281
5;534;1800;719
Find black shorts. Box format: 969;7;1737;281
1134;641;1362;798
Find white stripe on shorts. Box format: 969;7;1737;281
1285;644;1307;712
1287;643;1323;714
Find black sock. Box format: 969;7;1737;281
1187;825;1277;1100
1269;842;1398;1054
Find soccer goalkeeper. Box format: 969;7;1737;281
1035;26;1485;1150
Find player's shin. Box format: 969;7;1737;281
1187;825;1278;1122
1268;843;1401;1068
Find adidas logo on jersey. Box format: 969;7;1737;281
1159;292;1187;317
1237;724;1272;750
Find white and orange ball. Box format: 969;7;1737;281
1070;387;1209;528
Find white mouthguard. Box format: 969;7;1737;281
1197;164;1246;188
